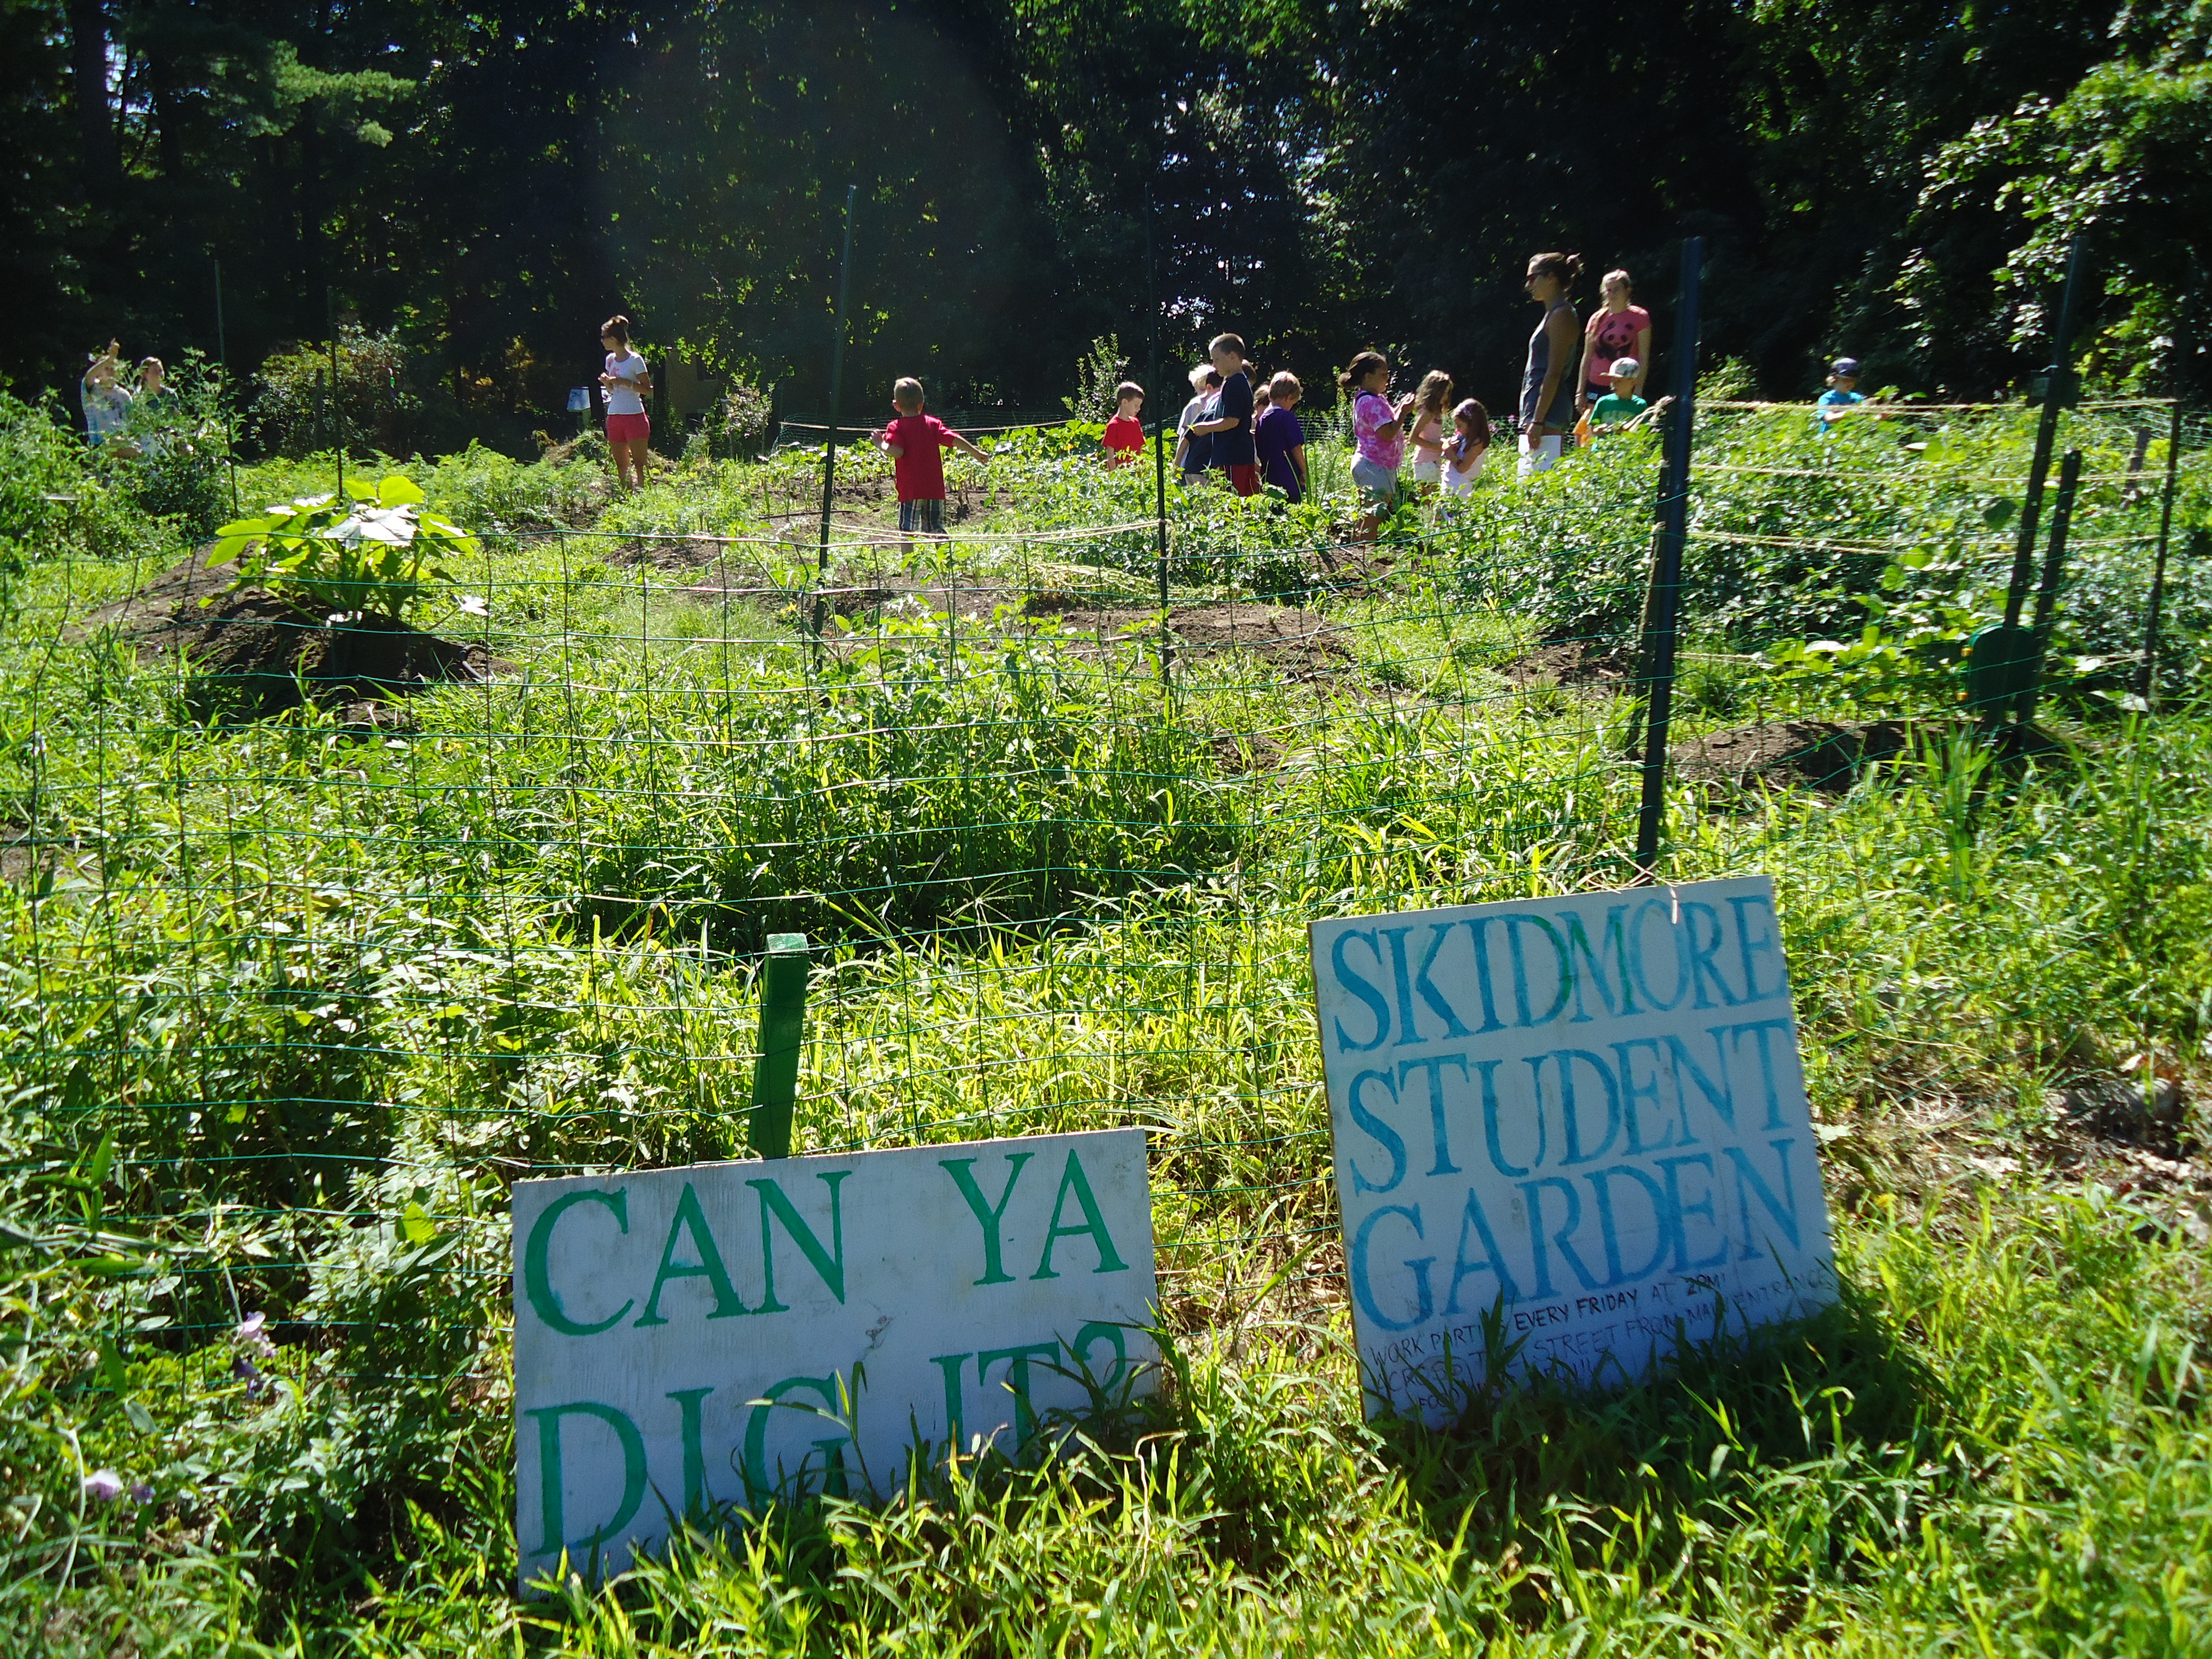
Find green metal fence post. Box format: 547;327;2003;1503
2014;448;2085;736
2004;239;2088;630
749;932;810;1159
814;184;858;664
1632;234;1703;881
1146;183;1172;699
2138;402;2185;708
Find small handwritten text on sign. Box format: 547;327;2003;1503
511;1129;1157;1586
1309;876;1836;1422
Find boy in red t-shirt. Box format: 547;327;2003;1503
879;377;988;551
1102;381;1145;466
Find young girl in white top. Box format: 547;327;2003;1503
81;339;131;448
1406;370;1452;494
1440;398;1491;500
598;314;653;489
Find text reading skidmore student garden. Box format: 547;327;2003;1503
1309;875;1837;1422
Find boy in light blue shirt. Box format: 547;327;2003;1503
1817;357;1866;429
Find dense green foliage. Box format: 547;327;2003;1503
9;0;2210;440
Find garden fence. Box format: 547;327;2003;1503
3;392;2200;1431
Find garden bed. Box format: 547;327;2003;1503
80;549;512;718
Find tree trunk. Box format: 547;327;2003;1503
67;0;117;202
150;54;186;183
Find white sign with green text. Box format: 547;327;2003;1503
511;1129;1157;1586
1309;876;1836;1422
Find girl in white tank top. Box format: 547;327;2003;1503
1441;397;1491;499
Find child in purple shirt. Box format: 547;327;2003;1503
1253;371;1308;501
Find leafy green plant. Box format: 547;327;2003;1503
116;353;236;538
692;382;775;460
251;325;419;458
1063;335;1131;421
208;474;479;619
1763;621;1971;713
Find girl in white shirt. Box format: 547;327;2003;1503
81;339;132;448
1440;398;1490;500
598;314;653;489
1406;370;1452;493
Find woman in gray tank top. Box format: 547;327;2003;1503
1518;251;1584;476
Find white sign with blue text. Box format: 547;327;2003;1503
1309;876;1836;1422
511;1129;1156;1587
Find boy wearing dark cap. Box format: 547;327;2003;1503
1817;358;1866;429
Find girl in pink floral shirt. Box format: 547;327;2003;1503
1342;350;1415;539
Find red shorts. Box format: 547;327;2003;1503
1227;463;1261;497
606;412;650;444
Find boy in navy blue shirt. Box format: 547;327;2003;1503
1192;333;1260;496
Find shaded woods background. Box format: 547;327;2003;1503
5;0;2208;444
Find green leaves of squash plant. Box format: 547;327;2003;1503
207;474;480;621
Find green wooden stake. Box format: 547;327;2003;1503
749;932;809;1159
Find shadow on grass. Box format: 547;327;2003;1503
1373;1278;1948;1563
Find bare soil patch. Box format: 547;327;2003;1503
741;471;1010;549
1829;1058;2210;1230
1026;599;1353;676
1499;639;1636;688
80;549;513;721
1671;718;1910;793
1210;729;1286;776
0;822;95;886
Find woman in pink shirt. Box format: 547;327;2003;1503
1578;269;1652;416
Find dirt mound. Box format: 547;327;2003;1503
1026;599;1351;673
79;546;240;623
1210;729;1285;776
1500;639;1635;687
1672;719;1909;793
80;550;512;721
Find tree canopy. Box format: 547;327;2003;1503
8;0;2207;443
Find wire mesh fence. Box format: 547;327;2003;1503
3;389;2201;1425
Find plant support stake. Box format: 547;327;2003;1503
2138;401;2184;707
214;259;240;517
2015;447;2085;735
329;287;344;505
1146;183;1171;697
1633;235;1703;880
815;184;858;660
749;933;810;1159
2005;239;2088;629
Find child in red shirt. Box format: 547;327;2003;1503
879;377;988;550
1102;381;1145;465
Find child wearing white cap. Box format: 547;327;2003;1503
1588;357;1650;431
